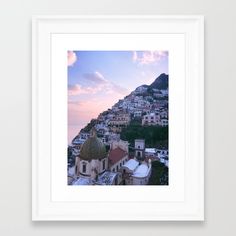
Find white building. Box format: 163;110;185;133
145;148;157;157
133;110;142;117
142;113;160;126
121;159;152;185
135;85;148;94
159;118;168;126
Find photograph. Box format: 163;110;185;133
32;16;204;220
67;51;169;185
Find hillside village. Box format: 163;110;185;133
68;73;169;185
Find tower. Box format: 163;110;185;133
134;139;145;161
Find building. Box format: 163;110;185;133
145;148;158;157
71;131;90;146
142;113;160;126
72;129;119;185
108;112;131;133
108;140;129;184
159;118;168;126
134;139;145;161
157;148;169;167
121;159;152;185
133;110;142;118
126;140;152;184
134;85;148;94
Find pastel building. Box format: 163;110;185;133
142;113;160;126
108;112;131;133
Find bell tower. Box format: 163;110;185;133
134;139;145;161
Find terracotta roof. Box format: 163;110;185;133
108;147;127;166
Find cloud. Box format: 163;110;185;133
68;84;99;96
83;71;107;84
68;51;77;66
68;71;129;96
132;51;168;65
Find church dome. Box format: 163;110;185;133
79;128;106;161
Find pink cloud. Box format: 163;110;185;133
68;51;77;66
132;51;168;65
68;84;99;96
68;71;129;97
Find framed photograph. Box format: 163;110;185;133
32;15;204;221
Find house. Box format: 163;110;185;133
159;118;168;126
133;110;142;117
145;148;158;157
142;113;160;126
108;112;131;133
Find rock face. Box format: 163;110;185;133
149;73;168;90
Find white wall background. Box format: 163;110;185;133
0;0;235;235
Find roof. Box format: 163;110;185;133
108;147;127;166
132;163;150;178
71;171;118;185
96;171;118;185
123;159;139;171
79;130;106;160
145;148;157;154
72;177;91;185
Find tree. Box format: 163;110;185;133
120;121;168;148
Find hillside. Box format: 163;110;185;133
149;73;168;90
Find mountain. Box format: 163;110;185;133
149;73;168;90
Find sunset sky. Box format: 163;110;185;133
68;51;168;144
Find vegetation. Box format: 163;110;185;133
81;119;98;132
148;161;168;185
120;120;168;148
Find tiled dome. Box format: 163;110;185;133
79;128;106;160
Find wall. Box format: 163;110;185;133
0;0;236;235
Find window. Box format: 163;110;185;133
82;163;86;173
116;166;118;171
103;159;106;170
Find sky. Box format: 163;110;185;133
68;51;168;144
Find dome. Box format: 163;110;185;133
79;129;106;161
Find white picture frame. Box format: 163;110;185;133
32;15;204;221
